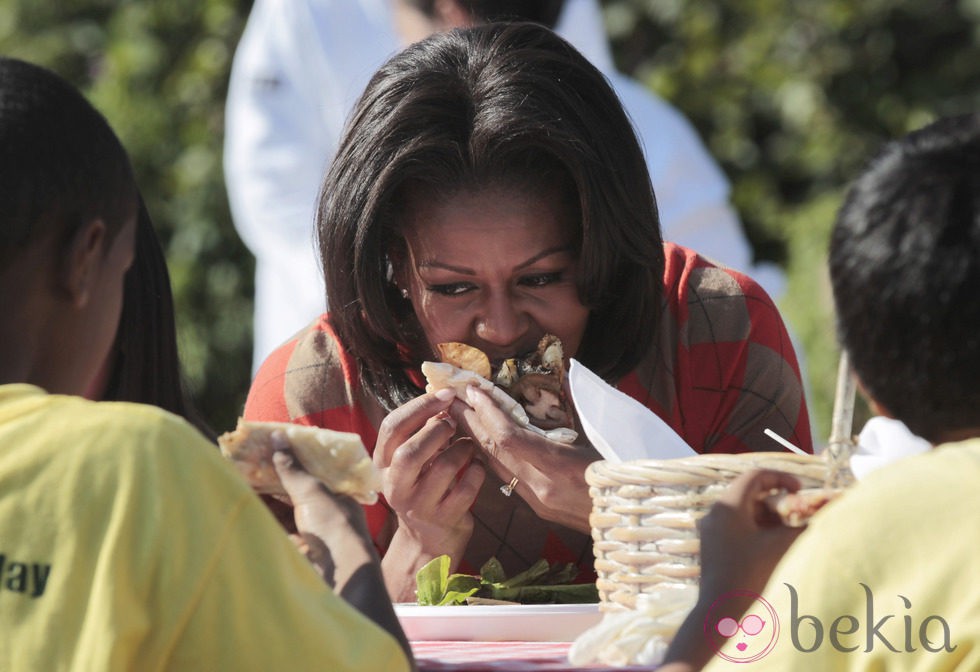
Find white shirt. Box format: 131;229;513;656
224;0;784;371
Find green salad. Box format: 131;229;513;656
415;555;599;606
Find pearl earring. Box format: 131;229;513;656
400;287;409;299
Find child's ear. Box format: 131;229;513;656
867;398;895;419
61;219;107;309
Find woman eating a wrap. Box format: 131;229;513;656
243;22;811;602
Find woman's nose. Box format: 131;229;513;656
474;291;527;347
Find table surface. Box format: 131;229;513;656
411;640;654;671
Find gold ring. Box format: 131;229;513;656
500;476;519;497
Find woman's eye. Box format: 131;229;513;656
427;282;475;296
519;272;563;288
426;272;563;296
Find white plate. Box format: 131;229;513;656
395;603;602;642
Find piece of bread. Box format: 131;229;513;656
218;419;381;505
766;488;839;527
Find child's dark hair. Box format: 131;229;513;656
0;57;137;264
101;196;215;440
829;113;980;443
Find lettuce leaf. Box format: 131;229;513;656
415;555;598;606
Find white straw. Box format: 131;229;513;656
763;428;808;456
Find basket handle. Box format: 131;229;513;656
827;350;858;487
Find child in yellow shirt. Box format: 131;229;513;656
0;55;412;672
662;113;980;671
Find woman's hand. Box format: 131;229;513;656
449;384;600;534
374;387;486;602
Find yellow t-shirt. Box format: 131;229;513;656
0;384;409;672
703;439;980;671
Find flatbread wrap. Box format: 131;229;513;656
218;419;381;505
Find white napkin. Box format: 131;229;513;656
851;416;931;480
568;359;696;462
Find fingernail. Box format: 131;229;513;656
435;387;455;402
435;410;456;428
465;385;478;404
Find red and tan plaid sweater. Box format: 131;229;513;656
244;243;812;579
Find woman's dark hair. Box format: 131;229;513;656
0;57;136;265
102;197;214;439
829;113;980;443
403;0;566;28
318;22;662;410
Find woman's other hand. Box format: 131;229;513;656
374;387;486;601
450;384;599;534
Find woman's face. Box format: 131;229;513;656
395;185;590;364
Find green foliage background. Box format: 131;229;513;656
0;0;254;433
604;0;980;437
2;0;978;439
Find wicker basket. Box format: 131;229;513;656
586;452;831;612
